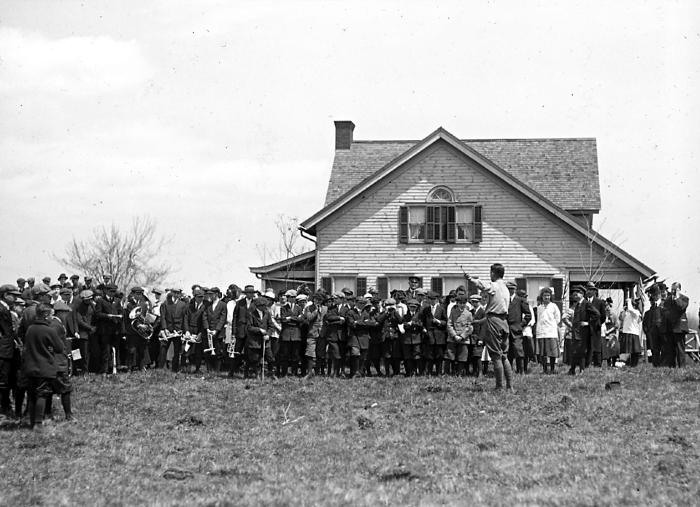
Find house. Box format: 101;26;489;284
254;121;654;308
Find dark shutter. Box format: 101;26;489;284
446;206;456;243
377;277;388;300
515;277;527;291
473;205;483;243
356;277;367;297
321;277;332;294
431;277;443;296
551;277;564;312
398;206;409;244
425;206;435;243
467;279;479;297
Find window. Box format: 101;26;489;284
399;186;482;245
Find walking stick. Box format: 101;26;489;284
261;335;265;382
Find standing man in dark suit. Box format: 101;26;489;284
205;287;227;372
570;285;599;375
507;281;532;374
160;288;189;372
0;284;22;419
585;282;606;367
662;282;689;367
279;289;303;377
230;285;256;376
94;284;123;375
422;290;447;376
184;289;208;373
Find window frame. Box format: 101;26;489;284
405;202;477;244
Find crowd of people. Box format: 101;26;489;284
0;264;693;429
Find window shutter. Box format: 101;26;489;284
446;206;456;243
356;277;367;297
515;277;527;291
551;277;564;312
467;279;479;297
431;277;443;296
377;277;388;300
321;277;332;294
398;206;409;244
425;206;435;243
473;205;483;243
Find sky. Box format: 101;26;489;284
1;1;699;323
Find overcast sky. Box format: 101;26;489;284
1;1;699;316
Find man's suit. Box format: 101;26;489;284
160;298;189;372
507;294;532;371
94;295;123;374
662;293;689;367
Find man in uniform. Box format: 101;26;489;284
464;263;512;390
407;276;421;300
507;281;532;374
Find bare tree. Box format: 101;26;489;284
55;216;172;291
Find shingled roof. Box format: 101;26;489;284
324;138;600;212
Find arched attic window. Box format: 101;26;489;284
427;186;455;203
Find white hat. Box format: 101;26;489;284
284;289;297;298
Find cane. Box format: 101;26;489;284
261;335;266;382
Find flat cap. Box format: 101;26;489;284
341;287;353;296
104;283;118;291
506;281;517;289
42;276;51;283
53;301;72;312
59;287;73;296
31;283;51;296
80;290;94;299
469;294;482;302
0;284;21;296
284;289;297;298
384;298;396;305
572;285;586;294
456;294;469;303
427;290;439;298
407;298;419;307
415;288;426;296
253;297;268;307
151;288;163;295
70;274;80;280
296;294;308;302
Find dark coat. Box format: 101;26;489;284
348;305;377;349
422;303;447;345
75;302;97;339
206;300;228;334
402;310;424;345
161;299;189;333
323;305;344;343
232;297;254;339
507;295;532;333
186;301;209;336
0;303;16;359
22;320;64;378
246;307;274;349
572;299;600;345
94;296;124;336
664;294;689;334
280;303;303;342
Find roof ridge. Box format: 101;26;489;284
350;137;596;145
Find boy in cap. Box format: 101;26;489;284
346;297;377;377
322;293;345;377
47;301;75;421
160;288;189;372
422;290;447;376
446;294;474;376
377;298;402;376
402;299;424;376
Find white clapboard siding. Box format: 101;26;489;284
316;140;630;284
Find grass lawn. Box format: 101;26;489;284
2;362;700;506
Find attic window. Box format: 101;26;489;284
427;186;454;202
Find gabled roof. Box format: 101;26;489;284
249;250;315;274
301;127;653;278
325;137;600;212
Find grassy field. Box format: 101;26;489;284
2;362;700;506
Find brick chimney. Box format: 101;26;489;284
334;121;355;150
